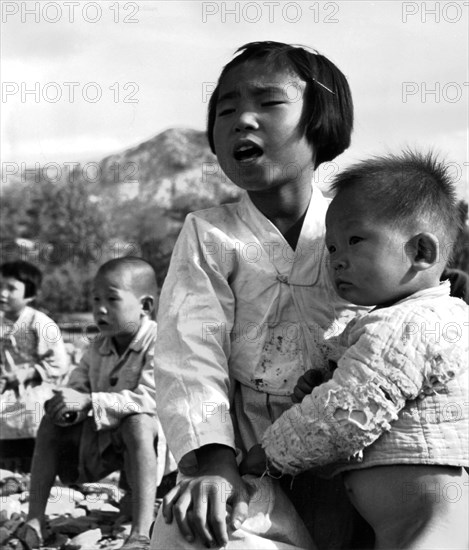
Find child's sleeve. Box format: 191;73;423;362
33;313;70;383
67;347;92;393
262;306;465;475
153;215;236;464
90;348;157;430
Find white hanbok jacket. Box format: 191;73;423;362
154;186;362;467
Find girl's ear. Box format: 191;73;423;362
406;232;440;271
140;295;155;317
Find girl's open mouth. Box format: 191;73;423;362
233;142;263;163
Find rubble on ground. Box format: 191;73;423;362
1;469;159;550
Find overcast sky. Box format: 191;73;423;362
2;0;468;198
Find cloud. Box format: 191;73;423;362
2;0;467;181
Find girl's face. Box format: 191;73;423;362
0;276;33;320
213;61;315;194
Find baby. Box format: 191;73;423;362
245;150;468;549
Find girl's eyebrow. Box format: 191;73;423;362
218;90;238;103
218;84;287;104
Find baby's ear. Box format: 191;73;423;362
406;232;440;271
140;295;155;317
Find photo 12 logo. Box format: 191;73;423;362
401;2;468;23
1;82;139;104
201;2;340;24
1;161;139;185
1;1;140;24
402;82;468;103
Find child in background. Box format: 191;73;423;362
0;260;69;444
256;151;468;549
19;257;176;550
152;41;364;549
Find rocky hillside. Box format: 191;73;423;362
98;128;242;208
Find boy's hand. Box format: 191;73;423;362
162;444;251;547
291;369;325;403
45;388;92;423
239;444;266;477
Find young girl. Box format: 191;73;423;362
151;42;362;549
253;151;468;549
0;261;69;445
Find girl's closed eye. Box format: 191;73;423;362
261;101;285;107
217;107;235;117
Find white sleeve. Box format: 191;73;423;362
154;215;236;464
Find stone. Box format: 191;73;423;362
49;515;100;536
67;527;102;549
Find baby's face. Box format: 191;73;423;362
325;191;413;307
0;276;30;318
212;60;315;194
92;270;143;343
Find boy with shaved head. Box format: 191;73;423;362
20;258;175;550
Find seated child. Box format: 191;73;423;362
19;257;176;550
245;151;469;549
0;260;69;447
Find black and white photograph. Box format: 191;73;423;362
1;2;468;549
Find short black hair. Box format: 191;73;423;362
96;257;158;297
0;260;43;298
331;150;462;256
207;41;353;168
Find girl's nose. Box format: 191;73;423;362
235;110;259;132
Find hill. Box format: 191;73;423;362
98;128;242;208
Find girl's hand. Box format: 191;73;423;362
291;369;325;403
239;444;266;477
162;445;251;547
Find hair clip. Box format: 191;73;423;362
313;79;335;95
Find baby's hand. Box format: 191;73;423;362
239;444;266;477
292;369;325;403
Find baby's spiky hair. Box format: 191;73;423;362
331;150;462;256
